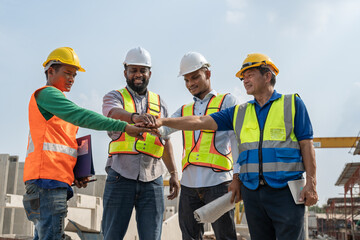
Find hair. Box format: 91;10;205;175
45;64;63;80
258;66;276;86
124;64;151;71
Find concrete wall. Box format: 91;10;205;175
0;154;33;237
73;175;107;198
0;154;181;239
0;154;10;235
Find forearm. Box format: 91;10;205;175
162;139;177;174
299;139;318;205
299;139;316;185
160;115;217;131
70;109;127;131
37;88;127;131
108;107;133;123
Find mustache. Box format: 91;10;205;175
131;77;144;82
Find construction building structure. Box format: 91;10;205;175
0;154;186;240
4;136;356;239
314;137;360;240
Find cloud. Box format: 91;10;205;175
226;11;246;24
77;90;103;113
230;86;252;104
280;0;360;38
267;11;278;24
226;0;247;9
225;0;247;24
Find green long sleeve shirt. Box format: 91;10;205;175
36;87;127;132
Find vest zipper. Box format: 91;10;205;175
256;105;270;185
258;129;264;180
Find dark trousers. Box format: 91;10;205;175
179;183;237;240
241;184;305;240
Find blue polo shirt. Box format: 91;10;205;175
210;90;313;141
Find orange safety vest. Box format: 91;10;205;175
108;87;164;158
181;93;233;171
24;86;79;185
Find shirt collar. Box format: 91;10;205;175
193;89;217;102
126;85;147;98
248;90;282;106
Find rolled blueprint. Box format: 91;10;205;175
193;191;235;223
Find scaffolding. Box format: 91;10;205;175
331;160;360;239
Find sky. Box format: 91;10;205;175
1;0;360;206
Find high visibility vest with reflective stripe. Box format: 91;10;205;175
233;94;304;189
108;87;164;158
24;86;79;186
181;94;233;171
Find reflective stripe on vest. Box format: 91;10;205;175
108;87;164;158
24;86;79;186
27;133;77;158
233;94;304;189
181;94;233;171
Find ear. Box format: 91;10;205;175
48;67;54;77
148;70;152;78
265;71;272;83
124;69;127;79
205;69;211;79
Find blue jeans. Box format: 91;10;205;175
241;184;305;240
102;168;164;240
23;183;68;240
179;183;237;240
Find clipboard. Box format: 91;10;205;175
288;179;306;204
74;135;95;179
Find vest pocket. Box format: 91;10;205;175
269;127;286;141
274;148;302;179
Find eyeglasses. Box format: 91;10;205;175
241;60;267;69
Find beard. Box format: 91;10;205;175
126;77;149;94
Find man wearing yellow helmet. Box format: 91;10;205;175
150;53;318;240
22;47;153;240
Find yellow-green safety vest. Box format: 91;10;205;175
181;93;233;171
233;94;304;189
108;87;164;159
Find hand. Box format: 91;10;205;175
228;174;242;203
73;177;90;188
124;124;160;139
133;113;157;127
155;118;163;128
299;181;318;206
135;116;162;128
167;172;180;200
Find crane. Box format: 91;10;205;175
313;137;359;153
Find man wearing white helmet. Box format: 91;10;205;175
23;47;151;240
160;52;238;239
101;47;180;240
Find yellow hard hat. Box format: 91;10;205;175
235;53;278;79
43;47;85;72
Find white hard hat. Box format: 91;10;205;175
123;47;151;67
178;52;210;77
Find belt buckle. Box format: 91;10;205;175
259;179;265;185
